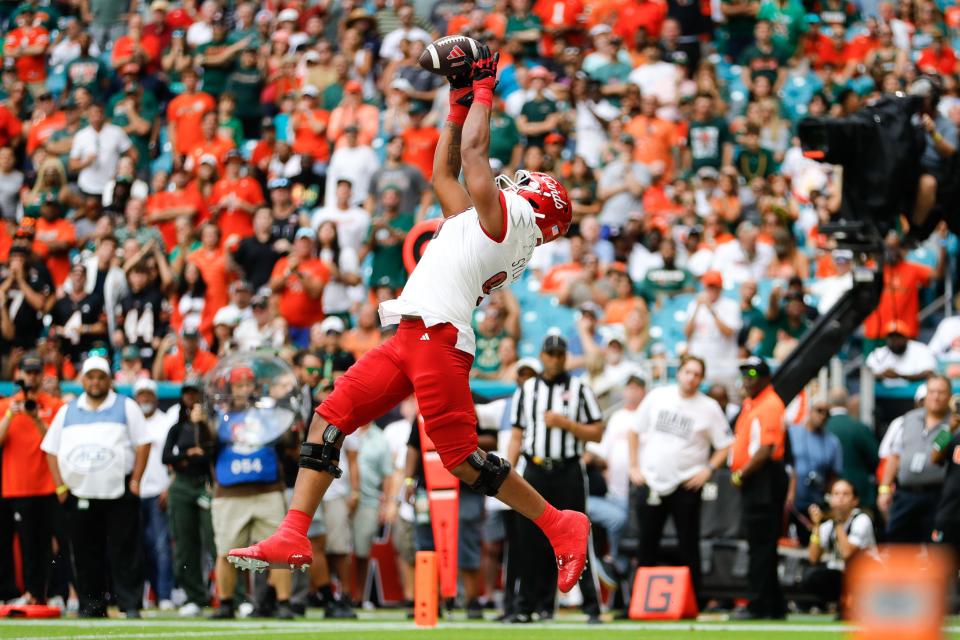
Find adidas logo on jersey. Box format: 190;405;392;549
420;333;430;341
446;45;466;60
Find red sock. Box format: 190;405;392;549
533;503;562;537
281;509;311;536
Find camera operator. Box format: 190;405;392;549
910;76;957;230
0;352;66;605
804;479;876;616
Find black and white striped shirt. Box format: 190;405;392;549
512;373;603;460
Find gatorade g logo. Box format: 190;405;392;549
447;45;466;60
643;574;675;612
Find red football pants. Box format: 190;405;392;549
316;319;478;470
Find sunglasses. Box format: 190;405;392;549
741;368;761;378
306;367;322;375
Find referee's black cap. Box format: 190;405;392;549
739;356;771;378
541;335;568;354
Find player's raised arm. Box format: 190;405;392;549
432;72;474;218
461;45;505;242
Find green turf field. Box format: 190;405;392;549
1;612;959;640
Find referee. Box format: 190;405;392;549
507;335;604;624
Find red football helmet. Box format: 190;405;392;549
496;170;572;245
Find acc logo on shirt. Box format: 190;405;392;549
65;444;116;472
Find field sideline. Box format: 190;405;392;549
2;613;960;640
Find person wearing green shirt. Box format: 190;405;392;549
735;125;777;180
505;0;543;59
757;289;809;358
738;20;787;92
685;94;734;174
490;102;521;169
640;239;697;306
66;34;108;100
108;74;157;174
824;388;879;510
720;0;760;61
517;67;560;148
363;186;414;289
225;45;264;139
196;22;250;97
757;0;807;56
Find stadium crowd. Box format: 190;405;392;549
1;0;960;623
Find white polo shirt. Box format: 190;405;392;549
633;385;734;496
42;390;150;500
69;123;132;195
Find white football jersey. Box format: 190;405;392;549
380;190;539;354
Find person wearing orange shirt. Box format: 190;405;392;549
166;67;216;159
400;102;440;180
3;7;49;93
184;111;235;176
154;325;219;382
0;98;23;149
187;223;231;342
624;94;679;179
291;86;331;163
146;169;201;250
0;353;64;605
327;81;379;149
210;150;265;247
862;233;934;345
729;357;788;620
111;14;162;74
32;198;76;288
24;91;65;155
534;0;586;50
917;32;959;76
268;227;330;348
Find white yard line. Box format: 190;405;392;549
2;619;959;640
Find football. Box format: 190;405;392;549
418;35;481;76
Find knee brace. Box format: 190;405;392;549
466;451;511;497
299;424;345;479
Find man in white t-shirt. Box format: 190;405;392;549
311;178;370;254
627;355;734;603
684;270;743;390
133;378;176;611
865;320;937;383
586;374;645;576
69;103;133;197
710;221;774;285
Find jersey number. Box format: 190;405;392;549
477;271;508;306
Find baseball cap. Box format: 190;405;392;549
739;356;771;378
121;345;141;360
544;132;565;145
301;84;319;98
134;378;158;396
81;356;112;376
701;270;723;288
20;352;42;372
199;154;218;167
267;177;290;190
832;249;853;263
579;301;602;318
214;306;241;327
230;367;255;383
150;0;169;11
515;357;543;375
181;325;200;339
261;117;276;130
528;66;552;80
408;101;430;116
295;227;316;241
885;320;911;337
344;80;362;94
277;7;299;22
542;334;568;354
319;316;346;335
182;374;203;391
697;166;719;181
225;148;242;162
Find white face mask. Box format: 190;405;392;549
138;401;156;416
